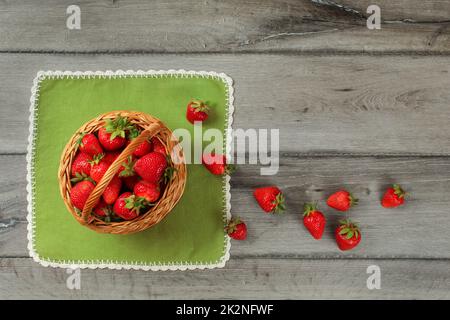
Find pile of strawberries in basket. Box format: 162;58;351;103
69;116;174;221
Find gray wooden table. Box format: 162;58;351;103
1;0;450;299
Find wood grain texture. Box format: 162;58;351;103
2;155;450;258
1;257;449;299
1;54;450;154
0;0;449;53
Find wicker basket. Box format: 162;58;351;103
58;111;187;234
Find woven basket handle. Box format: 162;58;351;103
81;122;162;223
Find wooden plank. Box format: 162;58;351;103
0;0;449;53
2;155;450;258
2;54;450;154
0;257;449;299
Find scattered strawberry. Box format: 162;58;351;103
70;180;95;211
253;186;285;213
303;203;326;240
134;180;160;203
102;175;122;205
186;99;210;124
122;175;141;190
134;152;167;184
93;198;109;217
118;155;136;177
151;137;166;155
71;152;93;177
225;217;247;240
327;190;358;212
77;133;103;156
133;140;153;158
103;151;121;164
113;192;145;220
381;184;406;208
335;219;361;251
202;153;234;175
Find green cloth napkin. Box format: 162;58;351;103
27;70;233;270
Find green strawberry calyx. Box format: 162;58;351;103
272;192;286;214
76;132;88;147
127;125;141;140
70;172;95;184
190;99;210;113
348;193;359;207
393;184;406;199
303;202;319;217
124;195;148;215
105;116;135;141
224;217;243;235
118;156;136;177
88;153;105;166
338;219;360;240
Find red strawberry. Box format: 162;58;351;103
133;140;152;158
186;99;210;124
335;219;361;251
202;153;234;175
123;175;140;190
102;175;122;205
113;192;145;220
118;155;136;177
93;198;109;217
71;152;93;177
381;184;406;208
151;137;166;155
225;217;247;240
103;151;121;164
327;190;358;211
98;127;126;151
134;152;167;184
77;133;103;156
88;154;109;183
253;186;285;213
134;180;160;203
70;180;95;210
303;203;326;240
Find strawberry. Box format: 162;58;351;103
102;175;122;205
303;203;326;240
253;186;285;213
151;137;166;155
335;219;361;251
113;192;145;220
134;180;160;203
132;140;152;157
103;151;121;164
186;99;210;124
70;180;95;211
381;184;406;208
118;155;136;177
98;117;134;151
71;152;93;177
202;153;235;175
77;133;103;156
98;127;126;151
134;152;167;184
123;175;141;190
93;198;110;217
89;154;110;183
327;190;358;211
225;217;247;240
